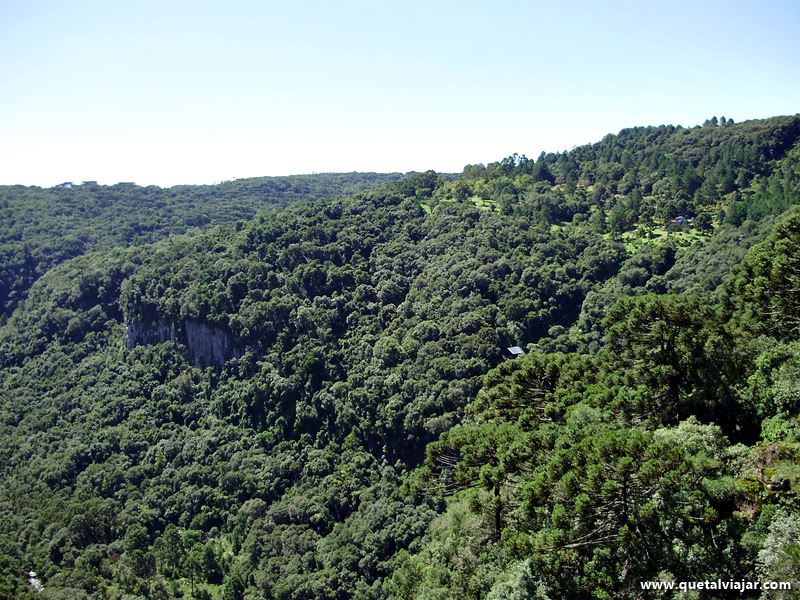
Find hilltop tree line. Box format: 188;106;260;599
0;172;404;322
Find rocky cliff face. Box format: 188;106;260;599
124;319;242;368
184;320;243;368
124;319;177;348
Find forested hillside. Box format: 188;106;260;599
1;116;799;599
393;213;800;598
0;173;403;321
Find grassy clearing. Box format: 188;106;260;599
611;223;708;253
419;196;498;214
469;196;499;212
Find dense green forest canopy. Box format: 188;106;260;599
0;172;404;321
1;115;799;599
395;212;800;599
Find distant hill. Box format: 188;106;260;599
0;172;404;320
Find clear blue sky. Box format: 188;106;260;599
1;0;798;187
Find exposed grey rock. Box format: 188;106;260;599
124;318;242;367
124;319;177;349
184;320;243;368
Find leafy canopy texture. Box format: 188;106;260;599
1;116;800;599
